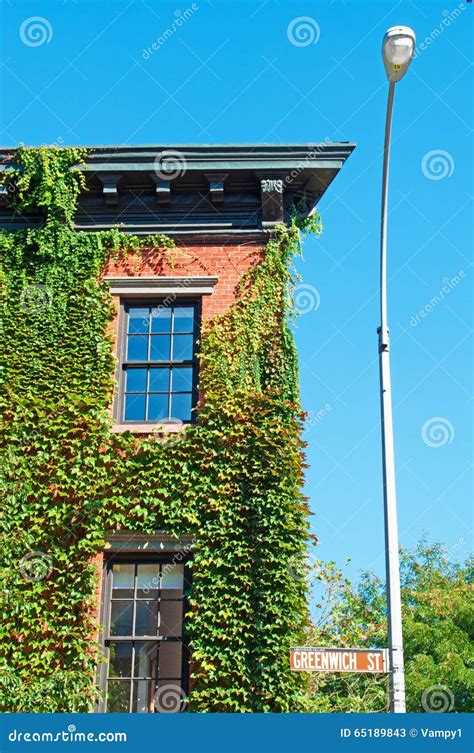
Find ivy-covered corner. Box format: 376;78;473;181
0;146;321;712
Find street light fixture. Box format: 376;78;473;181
382;26;416;82
378;25;415;714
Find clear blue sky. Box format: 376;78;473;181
1;0;472;581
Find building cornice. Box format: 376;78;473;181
0;143;355;241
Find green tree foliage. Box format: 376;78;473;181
0;146;320;711
307;540;473;712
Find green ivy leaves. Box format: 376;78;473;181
0;147;319;712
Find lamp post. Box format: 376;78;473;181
379;25;415;714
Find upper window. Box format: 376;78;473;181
119;302;199;424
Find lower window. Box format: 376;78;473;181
100;558;189;713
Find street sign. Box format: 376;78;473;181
290;647;389;674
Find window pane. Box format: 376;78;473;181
159;601;182;637
172;334;193;361
112;564;134;599
173;307;194;333
125;394;146;421
159;642;182;678
136;564;160;598
108;642;133;678
148;368;170;393
170;393;192;422
127;335;148;361
161;564;184;592
171;368;193;392
148;394;169;422
110;601;133;636
150;335;171;361
150;307;172;334
135;601;159;636
132;680;152;713
125;368;147;393
134;642;158;678
107;680;130;712
128;308;149;334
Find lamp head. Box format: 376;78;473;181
382;26;415;83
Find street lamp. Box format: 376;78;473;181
379;25;415;714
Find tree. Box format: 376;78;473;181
306;540;473;712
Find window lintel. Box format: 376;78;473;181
105;275;218;296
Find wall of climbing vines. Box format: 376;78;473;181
0;147;321;712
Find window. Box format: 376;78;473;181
118;301;199;424
101;558;189;713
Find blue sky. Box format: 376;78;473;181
1;0;472;581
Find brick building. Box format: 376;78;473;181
0;144;354;713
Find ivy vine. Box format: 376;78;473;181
0;146;320;712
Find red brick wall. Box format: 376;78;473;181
103;243;265;321
94;243;265;626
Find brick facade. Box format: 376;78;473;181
93;243;265;629
103;243;265;321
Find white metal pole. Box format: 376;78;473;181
378;81;406;713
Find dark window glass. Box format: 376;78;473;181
135;601;159;636
107;680;131;712
124;394;146;421
148;368;170;393
128;308;149;334
159;601;183;638
171;368;193;393
171;393;193;422
126;369;147;393
127;336;148;361
161;564;184;598
110;601;133;636
172;334;193;361
112;564;134;598
173;307;194;333
108;642;133;678
136;564;160;598
159;642;182;678
150;335;171;362
150;308;172;333
104;561;188;713
148;394;169;422
132;680;151;713
134;642;158;677
120;302;198;424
